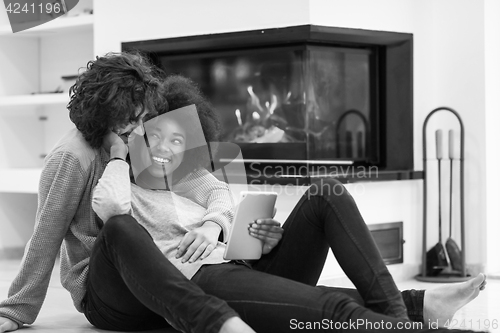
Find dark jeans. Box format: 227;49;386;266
191;179;432;332
83;214;237;333
84;179;428;333
193;264;428;332
253;179;412;318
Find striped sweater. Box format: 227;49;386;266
0;128;233;327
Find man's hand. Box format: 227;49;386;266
248;219;284;254
0;317;18;332
176;221;221;263
102;131;128;159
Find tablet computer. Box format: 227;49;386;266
223;191;278;260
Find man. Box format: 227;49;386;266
0;52;253;333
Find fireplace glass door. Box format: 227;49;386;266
159;45;376;165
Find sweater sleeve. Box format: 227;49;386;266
174;169;234;242
0;152;87;326
91;159;131;222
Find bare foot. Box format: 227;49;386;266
219;316;256;333
423;273;487;327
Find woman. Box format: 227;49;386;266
91;75;487;333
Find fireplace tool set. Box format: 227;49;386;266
417;107;469;282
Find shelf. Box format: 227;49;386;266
0;93;69;107
0;168;41;194
0;14;93;37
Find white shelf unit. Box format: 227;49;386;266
0;7;93;195
0;93;69;106
0;169;42;194
0;0;94;258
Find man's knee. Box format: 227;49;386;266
102;214;141;238
308;178;347;198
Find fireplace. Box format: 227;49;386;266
123;25;414;184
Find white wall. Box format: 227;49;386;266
92;0;493;278
484;0;500;274
0;193;38;257
312;0;489;274
93;0;310;56
430;0;487;271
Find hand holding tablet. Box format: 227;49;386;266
223;191;278;260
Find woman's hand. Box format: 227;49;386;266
0;317;18;332
248;219;284;255
176;221;221;263
102;131;128;160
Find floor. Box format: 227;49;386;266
0;260;171;333
396;279;500;332
1;259;499;332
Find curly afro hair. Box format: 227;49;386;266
153;75;222;180
68;51;165;148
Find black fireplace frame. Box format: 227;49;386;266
123;25;414;185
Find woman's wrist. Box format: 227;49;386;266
202;221;223;240
203;220;222;231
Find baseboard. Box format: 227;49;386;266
0;247;25;260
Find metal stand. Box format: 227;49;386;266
416;107;469;283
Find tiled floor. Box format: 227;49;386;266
1;259;499;332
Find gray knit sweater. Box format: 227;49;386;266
0;128;233;327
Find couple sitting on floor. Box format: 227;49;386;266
0;52;487;333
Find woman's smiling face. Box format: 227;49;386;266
144;115;186;178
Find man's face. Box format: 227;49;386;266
112;108;148;142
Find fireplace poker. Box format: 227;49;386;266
426;129;448;276
445;129;462;271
